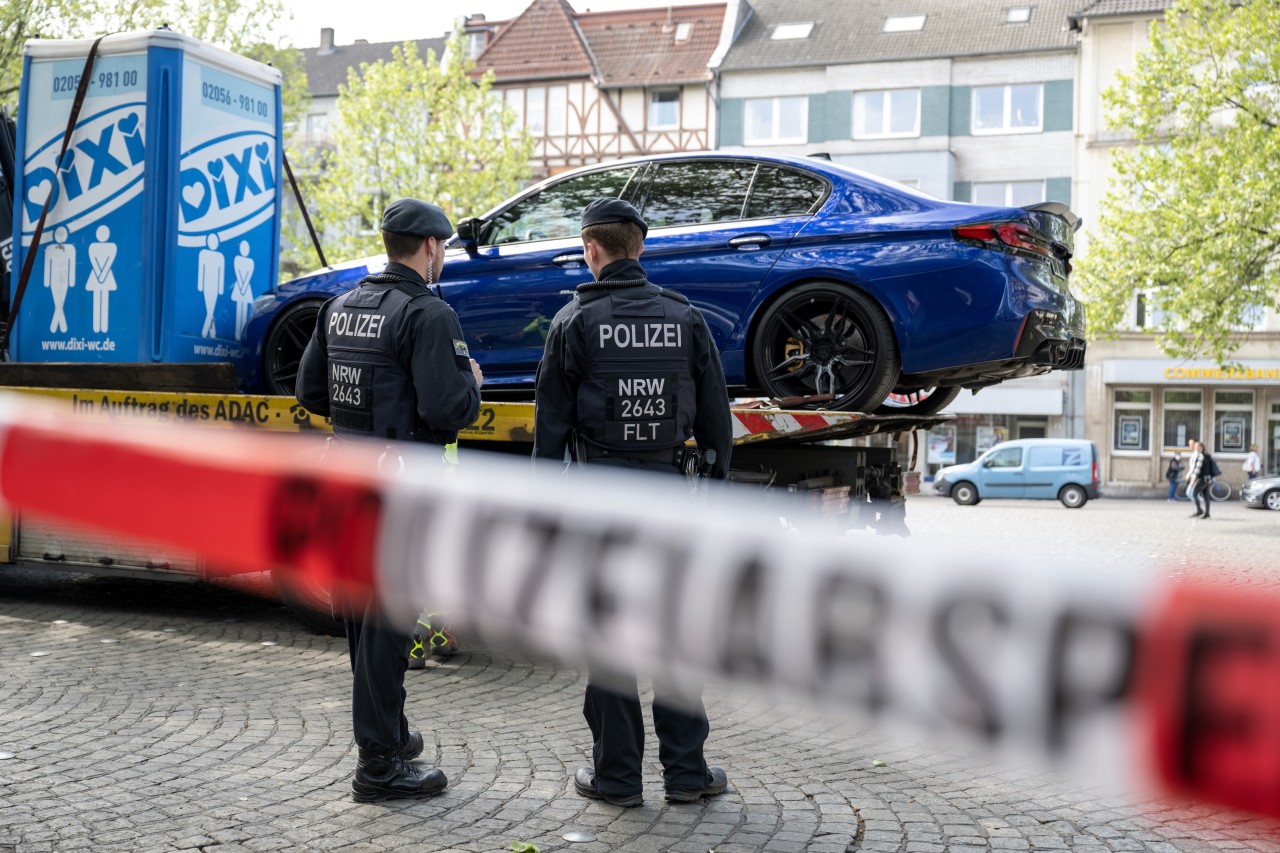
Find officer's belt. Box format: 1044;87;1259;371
580;444;690;466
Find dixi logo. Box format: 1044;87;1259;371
22;106;146;233
178;131;276;235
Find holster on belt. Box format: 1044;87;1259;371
575;436;708;478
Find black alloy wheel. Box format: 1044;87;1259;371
264;301;322;396
751;282;899;412
875;386;961;417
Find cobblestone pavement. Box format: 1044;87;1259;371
0;497;1278;853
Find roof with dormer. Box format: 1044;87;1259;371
471;0;596;82
718;0;1080;71
577;4;725;86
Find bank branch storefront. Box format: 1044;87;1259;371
1086;357;1280;490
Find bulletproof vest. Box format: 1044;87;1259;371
321;277;424;442
575;284;697;452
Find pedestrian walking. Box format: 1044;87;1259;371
1244;444;1262;480
1185;438;1215;520
1165;452;1184;502
296;198;484;801
533;197;733;808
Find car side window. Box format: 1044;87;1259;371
641;161;753;229
985;447;1023;469
746;166;827;219
482;166;643;246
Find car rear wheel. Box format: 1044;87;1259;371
751;282;899;412
1059;484;1088;508
1265;489;1280;511
264;301;323;396
952;481;979;505
876;386;961;417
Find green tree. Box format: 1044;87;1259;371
309;36;534;261
1076;0;1280;363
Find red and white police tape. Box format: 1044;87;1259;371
0;393;1276;820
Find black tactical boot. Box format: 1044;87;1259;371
401;731;424;761
352;750;447;802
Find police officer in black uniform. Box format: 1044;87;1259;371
296;198;483;802
533;197;733;807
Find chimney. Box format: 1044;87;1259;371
319;27;335;55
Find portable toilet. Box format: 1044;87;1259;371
9;30;282;365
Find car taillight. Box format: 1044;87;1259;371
954;222;1056;261
1092;460;1098;484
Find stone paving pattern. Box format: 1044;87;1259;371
1;497;1278;852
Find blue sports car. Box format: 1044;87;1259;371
240;152;1084;413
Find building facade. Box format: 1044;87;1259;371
1071;0;1280;492
710;0;1084;472
470;0;724;179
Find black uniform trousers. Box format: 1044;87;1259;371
582;456;711;797
342;594;412;756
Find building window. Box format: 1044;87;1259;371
853;89;920;139
771;22;814;39
744;96;807;145
972;180;1044;207
1213;390;1254;455
649;89;680;130
1134;292;1170;330
306;113;330;138
972;83;1042;134
505;89;524;134
1007;7;1032;23
466;31;487;59
526;86;546;135
1113;388;1152;452
548;86;568;135
1162;389;1202;451
884;15;926;32
674;22;692;41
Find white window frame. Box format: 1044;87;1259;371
505;89;525;135
884;15;925;32
1161;389;1202;454
547;86;568;136
648;88;681;130
1212;389;1254;456
971;180;1045;207
771;22;814;40
743;96;808;146
1112;388;1153;455
526;86;546;135
853;89;920;139
1007;7;1031;23
971;83;1043;135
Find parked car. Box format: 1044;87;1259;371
1241;474;1280;511
241;152;1085;412
933;438;1100;508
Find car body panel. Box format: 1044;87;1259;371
239;151;1087;401
1241;475;1280;510
933;438;1099;503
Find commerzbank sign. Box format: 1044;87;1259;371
1101;359;1280;384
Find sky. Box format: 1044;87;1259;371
276;0;720;49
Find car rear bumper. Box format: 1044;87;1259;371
1013;310;1086;370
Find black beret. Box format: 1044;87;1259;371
381;198;454;240
581;197;647;238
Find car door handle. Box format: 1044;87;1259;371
729;234;771;249
553;253;585;266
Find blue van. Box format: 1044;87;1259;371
933;439;1100;508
